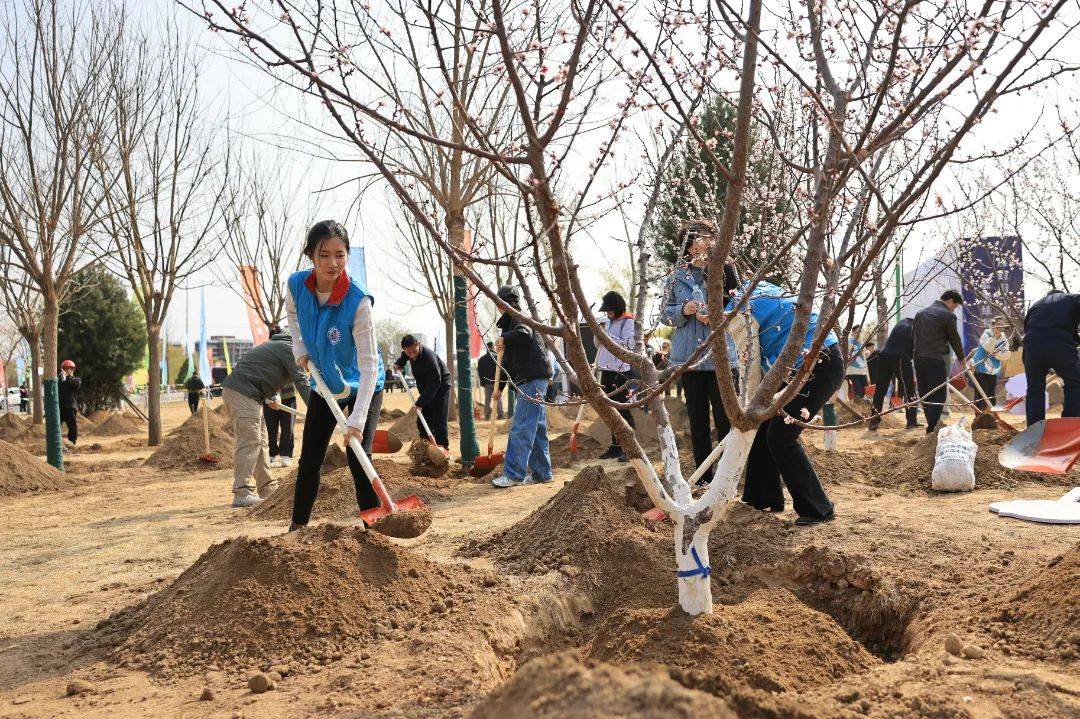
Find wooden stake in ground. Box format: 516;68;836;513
198;391;217;464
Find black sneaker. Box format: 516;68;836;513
867;417;881;431
795;514;834;526
598;445;622;460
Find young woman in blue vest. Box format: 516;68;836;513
285;220;385;532
725;280;843;525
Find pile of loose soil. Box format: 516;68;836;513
250;458;459;522
87;525;496;677
804;444;878;485
881;428;1079;491
470;652;739;719
981;544;1079;665
408;439;449;477
0;438;76;495
88;413;144;436
379;407;406;421
548;432;605;468
545;406;576;434
21;434;77;457
88;409;111;423
464;465;674;613
144;411;235;471
389;410;419;441
586;589;879;693
0;412;29;441
584;410;659;450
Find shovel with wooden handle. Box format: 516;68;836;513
962;365;1018;434
471;347;505;477
395;370;450;458
309;364;427;532
198;388;218;464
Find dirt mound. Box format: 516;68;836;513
804;444;877;485
548;432;605;468
880;427;1078;492
545;406;576;433
250;458;459;521
0;412;29;441
369;505;432;538
408;439;448;477
88;413;143;436
470;652;738;719
144;411;234;471
88;525;491;676
389;410;419;441
88;409;111;423
587;589;879;693
982;545;1079;665
379;407;406;421
0;438;77;495
466;465;673;612
22;433;76;456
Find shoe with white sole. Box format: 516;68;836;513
231;493;263;508
280;457;293;467
269;456;281;467
491;474;526;489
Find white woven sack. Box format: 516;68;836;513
931;419;977;492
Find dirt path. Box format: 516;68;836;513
0;396;1077;718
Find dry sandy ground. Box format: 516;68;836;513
0;394;1076;718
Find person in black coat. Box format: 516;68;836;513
477;341;503;420
394;335;452;449
184;372;206;414
1022;289;1080;425
868;318;920;430
912;290;966;432
58;359;81;444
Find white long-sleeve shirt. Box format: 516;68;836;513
286;288;378;433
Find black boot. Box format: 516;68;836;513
599;444;622;460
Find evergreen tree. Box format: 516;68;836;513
58;266;146;412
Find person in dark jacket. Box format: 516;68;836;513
19;382;28;413
58;359;81;444
1022;289;1080;425
868;318;920;430
221;331;312;507
912;290;966;433
184;371;206;414
394;335;451;449
477;341;503;420
491;285;552;488
864;342;879;386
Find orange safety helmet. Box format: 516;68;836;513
61;359;76;369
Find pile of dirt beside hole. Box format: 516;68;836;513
21;433;77;457
379;407;406;421
804;444;878;485
0;412;29;441
881;428;1078;491
388;409;419;441
980;544;1079;666
586;589;879;694
470;652;739;719
0;438;77;495
86;524;504;677
88;413;144;436
144;410;234;471
467;431;606;481
250;458;460;522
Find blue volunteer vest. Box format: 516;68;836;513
725;280;838;371
287;269;385;398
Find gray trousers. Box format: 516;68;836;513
223;387;275;497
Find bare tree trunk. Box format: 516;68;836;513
146;323;162;446
41;294;63;470
23;330;43;424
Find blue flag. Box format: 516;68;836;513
348;244;368;288
199;287;212;380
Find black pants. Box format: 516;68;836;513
187;392;200;414
973;372;998;411
871;353;918;426
1023;342;1080;425
292;389;384;526
846;374;868;399
264;396;296;457
418;384;450;448
743;344;843;519
59;405;78;444
914;357;948;431
600;369;636;448
680;369;737;468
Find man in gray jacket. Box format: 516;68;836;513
912;290;966;433
221;331;310;507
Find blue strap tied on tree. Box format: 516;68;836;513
676;546;710;579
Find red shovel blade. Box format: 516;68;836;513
359;493;426;525
372;430;403;454
999;418;1080;474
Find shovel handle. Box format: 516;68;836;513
487;347;504;454
201;388;211;455
394;369;441;449
309;365;396;513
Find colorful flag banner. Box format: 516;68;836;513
198;287;212;380
222;337;233;374
239;265;271;346
348;242;368;288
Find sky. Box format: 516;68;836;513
152;1;1078;350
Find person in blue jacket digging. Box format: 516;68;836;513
726;279;843;525
285;219;385;532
